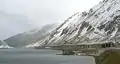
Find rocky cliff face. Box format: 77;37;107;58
30;0;120;47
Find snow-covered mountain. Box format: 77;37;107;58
28;0;120;48
0;40;13;48
4;24;57;47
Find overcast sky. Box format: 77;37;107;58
0;0;102;40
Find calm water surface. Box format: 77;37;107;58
0;48;95;64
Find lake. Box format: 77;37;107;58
0;48;95;64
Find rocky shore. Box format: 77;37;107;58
94;49;120;64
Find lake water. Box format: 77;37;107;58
0;48;95;64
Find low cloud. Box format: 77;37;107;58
0;0;102;39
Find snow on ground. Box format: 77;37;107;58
27;0;120;48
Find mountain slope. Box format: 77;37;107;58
4;24;57;47
0;40;12;48
34;0;120;46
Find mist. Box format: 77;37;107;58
0;0;102;40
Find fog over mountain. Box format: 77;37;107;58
4;24;57;47
0;12;36;40
0;0;102;40
24;0;120;48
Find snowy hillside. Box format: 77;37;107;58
0;40;13;49
4;24;57;47
28;0;120;47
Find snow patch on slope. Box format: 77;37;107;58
29;0;120;48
